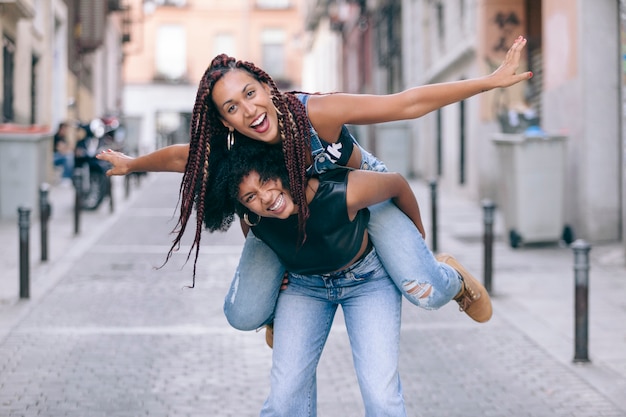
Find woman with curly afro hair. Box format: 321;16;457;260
207;138;423;415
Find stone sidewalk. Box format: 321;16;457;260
0;172;624;416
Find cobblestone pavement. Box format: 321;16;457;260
0;172;625;417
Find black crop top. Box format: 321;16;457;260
251;168;370;275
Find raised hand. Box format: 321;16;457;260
489;36;533;88
96;149;135;176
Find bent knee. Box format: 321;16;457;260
223;304;268;331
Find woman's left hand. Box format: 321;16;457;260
489;36;533;88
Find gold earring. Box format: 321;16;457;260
243;212;260;227
227;130;235;150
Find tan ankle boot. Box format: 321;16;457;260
436;253;493;323
265;323;274;348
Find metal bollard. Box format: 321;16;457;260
124;174;131;199
108;177;114;213
482;200;496;294
18;207;31;299
73;170;83;235
39;183;51;262
429;179;438;252
572;239;591;363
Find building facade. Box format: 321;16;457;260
305;0;624;250
121;0;305;157
0;0;125;133
0;0;126;220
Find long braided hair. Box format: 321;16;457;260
165;54;312;287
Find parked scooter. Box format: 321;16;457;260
73;118;115;210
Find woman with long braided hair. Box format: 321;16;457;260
98;36;531;333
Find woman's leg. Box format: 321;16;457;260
338;250;406;417
260;276;336;417
356;144;459;308
367;200;461;309
223;231;286;330
358;144;491;321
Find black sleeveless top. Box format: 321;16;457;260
251;168;370;275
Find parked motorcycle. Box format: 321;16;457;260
73;118;116;210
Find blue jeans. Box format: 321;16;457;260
54;152;74;179
260;249;405;417
223;144;462;330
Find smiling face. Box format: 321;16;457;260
237;170;297;219
212;69;281;145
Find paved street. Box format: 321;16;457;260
0;172;625;417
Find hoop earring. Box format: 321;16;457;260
243;212;260;227
227;130;235;150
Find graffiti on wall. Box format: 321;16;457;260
485;7;525;127
492;11;521;53
483;6;524;74
479;3;527;122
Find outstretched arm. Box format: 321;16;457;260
96;143;190;176
346;170;425;238
307;36;531;140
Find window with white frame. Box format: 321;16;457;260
214;33;236;58
261;28;285;78
256;0;290;9
144;0;186;14
155;24;186;81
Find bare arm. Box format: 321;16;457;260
307;36;531;141
96;144;190;176
346;170;425;238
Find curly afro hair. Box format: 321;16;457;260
202;136;289;232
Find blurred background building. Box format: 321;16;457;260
0;0;126;128
305;0;622;247
0;0;126;220
0;0;625;253
121;0;305;156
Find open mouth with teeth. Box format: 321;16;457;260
250;113;268;131
268;193;285;212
